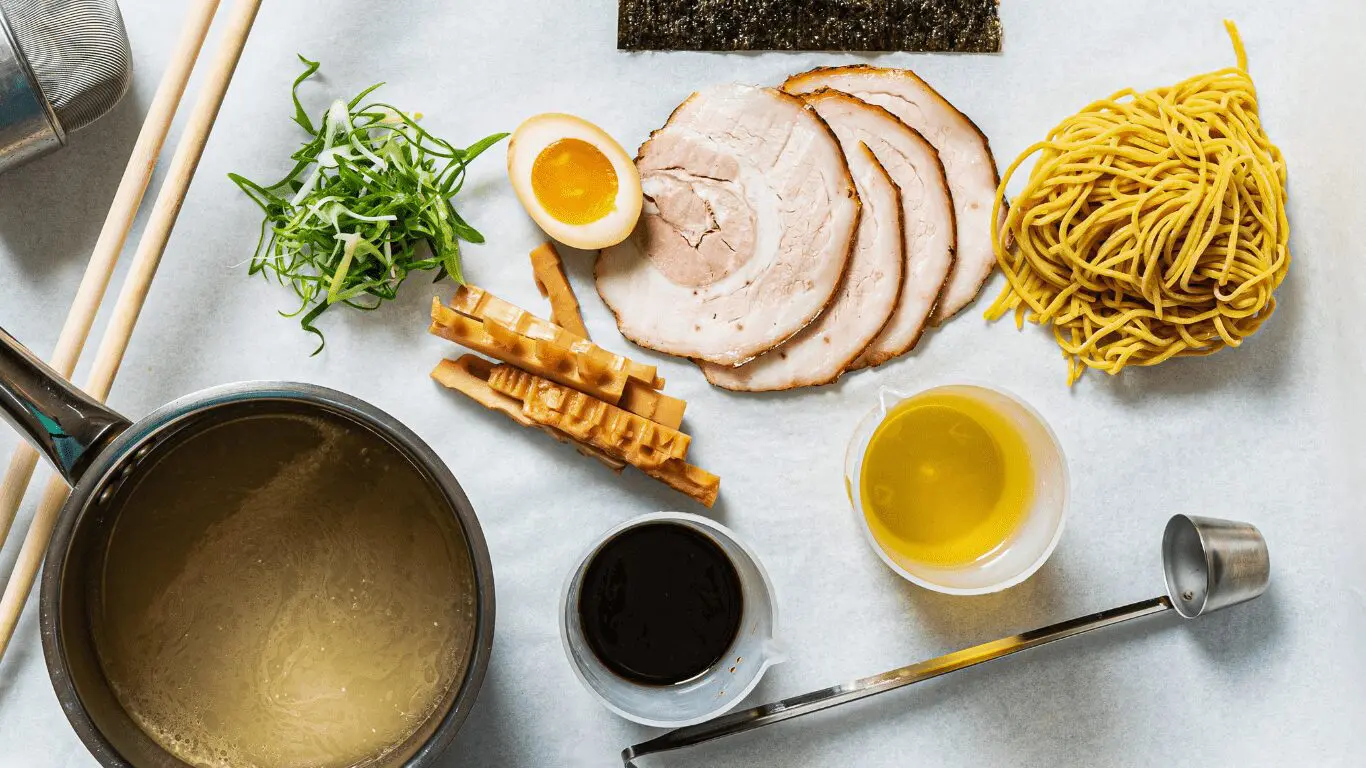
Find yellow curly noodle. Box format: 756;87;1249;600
986;21;1290;385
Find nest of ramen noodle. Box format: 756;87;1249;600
986;21;1290;385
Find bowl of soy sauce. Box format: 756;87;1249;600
560;512;784;727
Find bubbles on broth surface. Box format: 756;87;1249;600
91;410;475;768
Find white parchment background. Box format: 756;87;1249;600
0;1;1362;765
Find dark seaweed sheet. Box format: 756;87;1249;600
619;0;1002;52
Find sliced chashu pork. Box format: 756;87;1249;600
785;66;1000;323
799;89;955;369
701;143;903;391
596;84;860;367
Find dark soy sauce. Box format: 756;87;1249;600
579;522;744;686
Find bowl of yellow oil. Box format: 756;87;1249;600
844;385;1068;594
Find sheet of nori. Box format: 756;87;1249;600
618;0;1002;52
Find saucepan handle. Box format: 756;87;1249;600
0;327;130;485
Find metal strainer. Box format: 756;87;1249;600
0;0;131;172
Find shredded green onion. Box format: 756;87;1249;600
230;55;507;354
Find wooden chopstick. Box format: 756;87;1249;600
0;0;221;562
0;0;265;658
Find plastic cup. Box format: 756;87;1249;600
559;512;785;727
843;385;1069;595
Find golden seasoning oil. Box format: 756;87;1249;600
859;390;1033;567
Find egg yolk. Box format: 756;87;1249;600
531;139;619;225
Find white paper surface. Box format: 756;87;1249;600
0;1;1362;765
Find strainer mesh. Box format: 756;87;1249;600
0;0;131;132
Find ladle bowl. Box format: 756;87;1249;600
1163;514;1271;619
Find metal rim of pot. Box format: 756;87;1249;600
40;383;496;767
39;383;497;767
0;328;495;767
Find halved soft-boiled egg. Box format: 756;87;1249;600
507;113;642;250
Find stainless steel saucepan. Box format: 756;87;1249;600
0;326;495;767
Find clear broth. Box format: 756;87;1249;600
90;408;475;768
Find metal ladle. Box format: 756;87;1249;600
622;514;1270;766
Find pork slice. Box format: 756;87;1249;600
786;66;1000;323
794;89;954;369
700;142;904;391
596;84;860;367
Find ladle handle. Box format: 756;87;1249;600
623;596;1174;766
0;327;130;485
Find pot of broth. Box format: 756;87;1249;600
0;327;494;768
